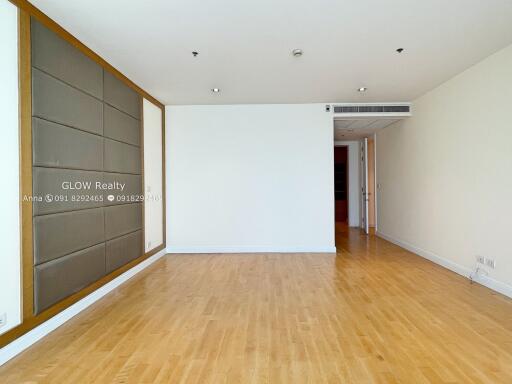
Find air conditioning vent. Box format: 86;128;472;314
359;106;382;113
383;105;410;112
333;105;410;114
335;106;359;113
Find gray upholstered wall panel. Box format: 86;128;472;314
33;167;104;215
104;139;141;174
34;208;105;265
103;173;142;205
31;19;144;314
32;68;103;135
104;104;140;146
104;203;142;240
106;230;142;273
34;243;106;313
31;19;103;99
32;117;103;171
103;71;140;119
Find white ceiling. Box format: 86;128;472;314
334;119;399;141
30;0;512;105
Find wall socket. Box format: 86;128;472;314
476;255;496;269
0;313;7;328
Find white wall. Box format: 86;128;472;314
0;0;21;334
143;98;164;252
334;141;360;227
376;43;512;296
166;104;335;252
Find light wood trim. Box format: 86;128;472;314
0;1;167;348
7;0;164;109
18;9;33;321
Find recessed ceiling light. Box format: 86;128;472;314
396;48;404;53
358;87;367;92
292;49;303;57
211;88;220;93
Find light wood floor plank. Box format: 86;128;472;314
1;224;512;383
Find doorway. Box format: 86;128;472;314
334;146;348;223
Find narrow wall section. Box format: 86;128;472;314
0;0;21;334
143;99;164;252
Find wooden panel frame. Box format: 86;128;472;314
19;7;33;322
0;1;167;348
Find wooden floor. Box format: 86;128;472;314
1;225;512;383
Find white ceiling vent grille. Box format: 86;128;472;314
333;105;410;114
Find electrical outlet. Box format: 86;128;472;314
476;255;485;264
0;313;7;328
485;258;496;269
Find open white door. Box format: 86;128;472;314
361;138;369;234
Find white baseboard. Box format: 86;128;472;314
0;249;167;367
376;231;512;299
166;245;337;254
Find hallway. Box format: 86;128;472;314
1;229;512;383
